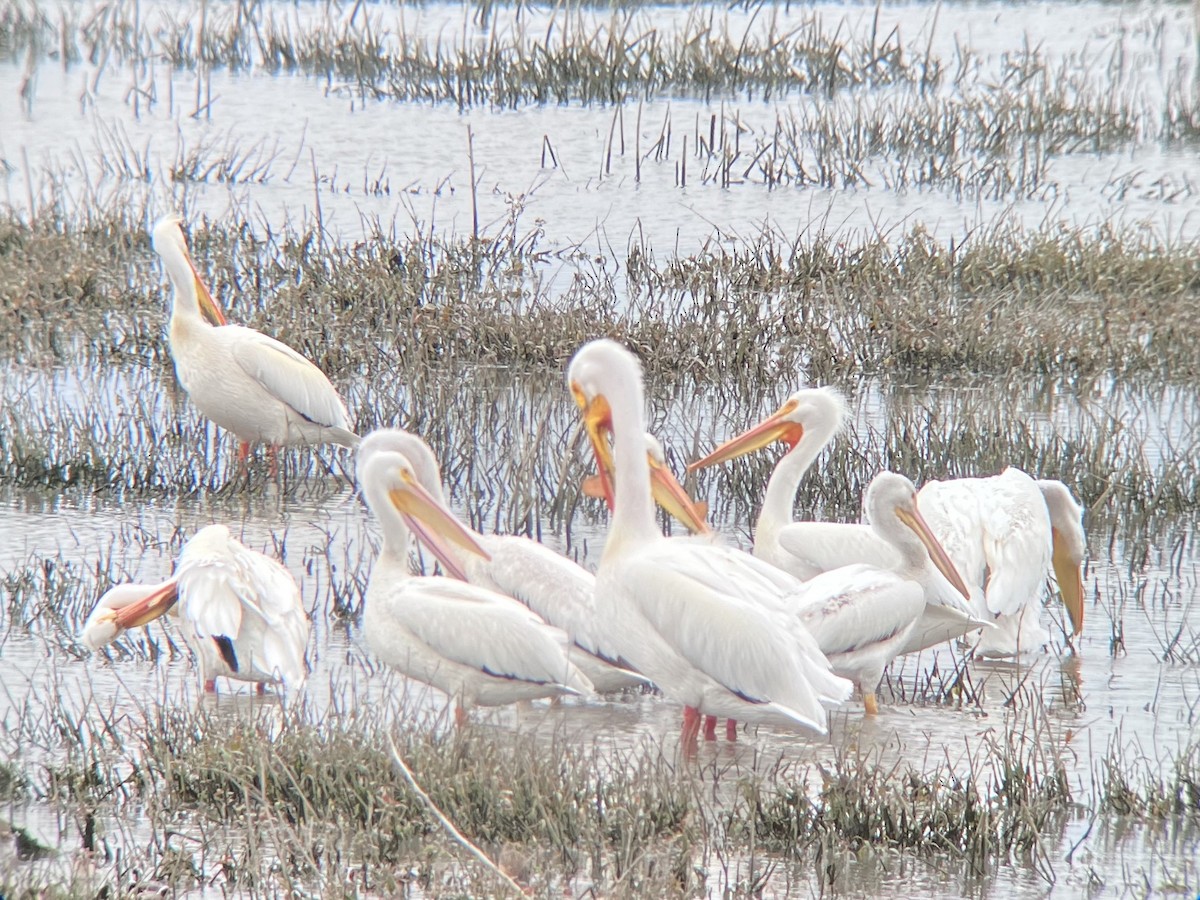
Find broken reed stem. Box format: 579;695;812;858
386;733;527;897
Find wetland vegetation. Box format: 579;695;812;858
2;0;1199;896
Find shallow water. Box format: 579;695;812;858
3;0;1200;281
1;361;1198;894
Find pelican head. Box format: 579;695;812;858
569;341;709;533
152;215;228;327
868;472;971;601
1037;479;1086;636
80;580;180;650
568;339;642;511
357;439;490;580
688;387;846;471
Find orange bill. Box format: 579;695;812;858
1051;528;1085;636
648;454;711;535
113;580;180;629
688;397;803;471
389;473;491;580
897;503;971;601
183;243;228;326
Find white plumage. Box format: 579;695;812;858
356;437;594;723
787;472;972;713
81;524;311;691
916;468;1086;656
568;340;850;746
691;390;1083;656
357;429;648;693
152;216;359;459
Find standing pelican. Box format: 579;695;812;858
357;428;647;693
568;339;850;749
917;468;1086;657
689;387;851;579
357;437;593;724
152;216;359;469
788;472;972;713
81;524;311;692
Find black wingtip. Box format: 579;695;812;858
213;635;239;672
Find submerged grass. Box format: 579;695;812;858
2;0;937;107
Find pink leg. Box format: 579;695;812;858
703;715;717;741
203;678;218;693
256;683;267;695
725;718;738;741
268;444;279;479
454;705;469;728
237;441;251;473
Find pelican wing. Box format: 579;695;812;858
248;556;311;684
793;565;922;656
398;579;588;691
176;557;250;641
468;536;596;640
774;522;899;577
916;480;990;593
228;327;351;431
626;542;850;712
975;472;1053;617
920;472;1050;619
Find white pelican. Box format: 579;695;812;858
916;468;1086;657
568;339;850;748
81;524;311;692
152;216;359;470
357;437;594;724
357;428;648;693
689;395;1084;654
788;472;972;714
689;387;851;580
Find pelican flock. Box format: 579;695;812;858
691;387;1086;658
76;214;1090;753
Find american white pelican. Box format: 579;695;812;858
152;216;359;470
356;437;594;724
357;428;647;693
689;395;1084;654
916;468;1086;657
788;472;972;714
81;524;311;692
689;387;850;579
568;339;850;748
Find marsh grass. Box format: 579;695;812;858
1;662;1194;898
1;0;938;106
4;210;1200;385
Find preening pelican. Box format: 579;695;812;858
788;472;972;714
357;429;647;693
152;216;359;468
568;339;850;748
81;524;311;692
357;437;594;724
916;468;1086;657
